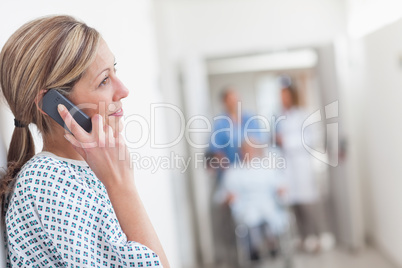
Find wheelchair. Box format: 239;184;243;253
233;207;295;268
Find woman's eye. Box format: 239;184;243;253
99;77;109;87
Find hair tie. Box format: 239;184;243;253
14;119;27;128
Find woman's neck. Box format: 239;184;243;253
42;129;84;161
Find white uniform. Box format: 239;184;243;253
278;107;318;205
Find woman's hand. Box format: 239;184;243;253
58;104;170;267
57;104;133;188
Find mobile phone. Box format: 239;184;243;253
41;89;92;133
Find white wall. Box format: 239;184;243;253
0;1;180;267
347;0;402;38
339;18;402;265
155;0;346;58
208;72;258;116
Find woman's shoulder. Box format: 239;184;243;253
15;151;91;188
6;153;80;216
19;152;73;177
8;152;103;211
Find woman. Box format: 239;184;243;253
0;15;169;267
276;84;333;253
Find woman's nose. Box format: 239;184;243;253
113;78;129;101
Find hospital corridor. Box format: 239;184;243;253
1;0;402;267
204;248;394;268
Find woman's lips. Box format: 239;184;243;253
109;108;123;117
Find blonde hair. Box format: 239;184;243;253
0;15;100;211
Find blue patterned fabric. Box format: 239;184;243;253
4;151;162;267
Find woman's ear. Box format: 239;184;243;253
35;89;48;115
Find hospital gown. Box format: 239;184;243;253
4;151;162;267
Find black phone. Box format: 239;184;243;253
41;89;92;133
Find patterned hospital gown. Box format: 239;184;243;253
4;151;162;267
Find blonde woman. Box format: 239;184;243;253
0;15;169;267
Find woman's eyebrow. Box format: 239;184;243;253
97;67;110;77
94;57;116;81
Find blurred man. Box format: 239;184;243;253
208;87;262;174
206;87;263;264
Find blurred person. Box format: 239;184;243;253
276;81;334;253
216;141;288;260
0;15;168;267
207;87;263;176
206;87;263;264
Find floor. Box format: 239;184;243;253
204;247;396;268
268;248;394;268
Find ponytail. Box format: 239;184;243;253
0;124;35;218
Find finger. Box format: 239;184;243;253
105;125;115;148
64;130;97;150
116;133;126;148
58;104;89;141
92;114;106;147
117;133;129;160
63;132;81;147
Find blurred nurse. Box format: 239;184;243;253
277;82;334;253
